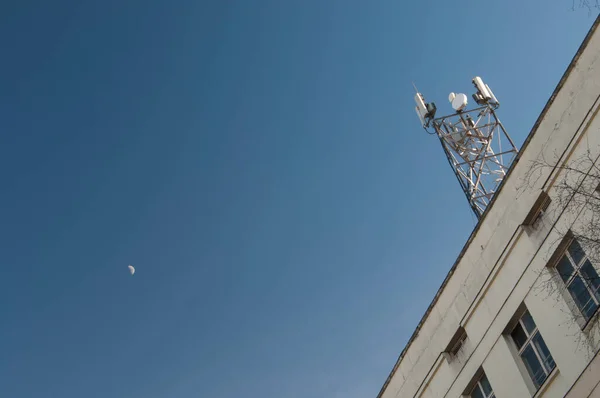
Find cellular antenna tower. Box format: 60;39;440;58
414;77;518;218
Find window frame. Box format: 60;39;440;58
555;238;600;323
510;310;556;389
468;372;495;398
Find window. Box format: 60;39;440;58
556;239;600;322
523;191;551;227
444;326;467;363
469;372;495;398
510;310;556;389
450;334;466;356
445;326;467;356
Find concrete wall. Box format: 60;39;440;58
565;349;600;398
379;17;600;398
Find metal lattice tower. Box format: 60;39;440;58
414;77;519;218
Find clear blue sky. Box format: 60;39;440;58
0;2;595;397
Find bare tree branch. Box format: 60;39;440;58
522;148;600;356
572;0;600;15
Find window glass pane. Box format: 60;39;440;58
569;239;586;265
581;260;600;300
479;373;493;396
521;310;537;334
556;255;575;283
581;296;599;321
532;332;555;373
511;323;527;350
470;384;484;398
521;345;546;389
568;275;594;319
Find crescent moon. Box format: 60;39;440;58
128;265;135;275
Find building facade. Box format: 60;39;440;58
377;16;600;398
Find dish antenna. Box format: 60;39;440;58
449;93;468;112
413;77;518;218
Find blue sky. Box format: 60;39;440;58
0;1;595;397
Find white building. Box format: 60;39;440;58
377;16;600;398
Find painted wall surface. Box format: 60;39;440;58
379;18;600;398
565;349;600;398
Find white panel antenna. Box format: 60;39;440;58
413;89;437;127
